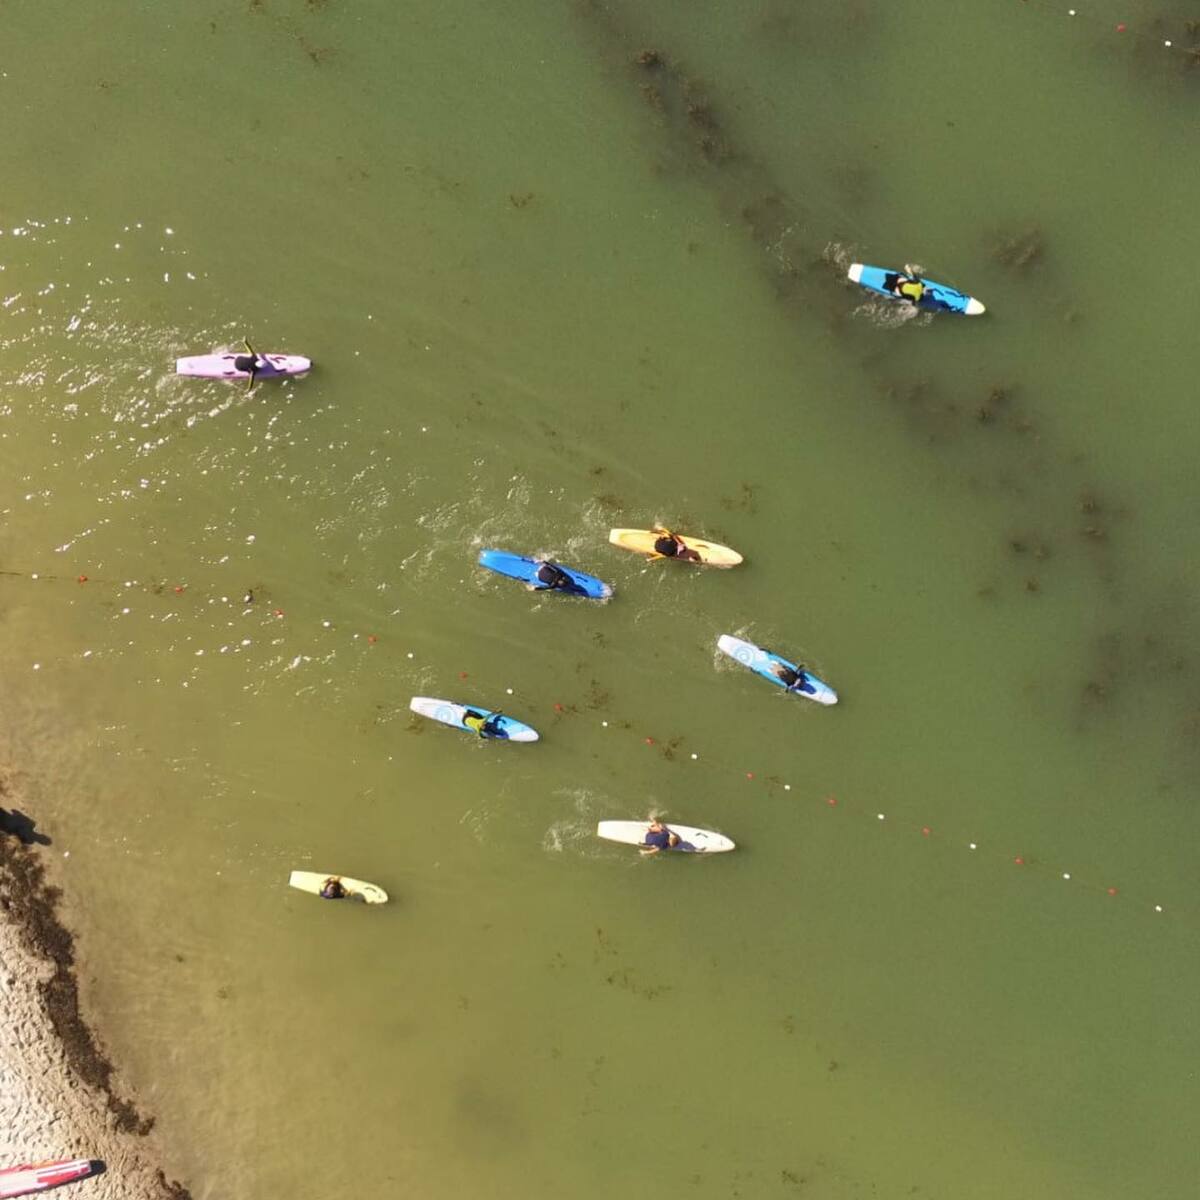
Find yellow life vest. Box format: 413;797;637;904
898;279;925;303
464;713;486;734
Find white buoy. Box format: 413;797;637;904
968;842;977;850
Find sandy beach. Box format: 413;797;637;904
0;823;190;1200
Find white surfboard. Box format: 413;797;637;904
175;352;312;379
596;820;735;853
288;870;388;904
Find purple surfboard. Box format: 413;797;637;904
175;352;312;380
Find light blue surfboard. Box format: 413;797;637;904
717;634;838;706
409;696;539;741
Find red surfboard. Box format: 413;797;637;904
0;1158;101;1198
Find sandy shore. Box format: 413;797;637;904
0;828;191;1200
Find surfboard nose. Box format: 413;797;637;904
965;298;986;316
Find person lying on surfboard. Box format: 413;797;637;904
233;338;265;391
640;818;681;855
769;659;814;694
883;266;926;307
652;527;702;562
319;877;347;899
463;710;508;739
531;561;573;591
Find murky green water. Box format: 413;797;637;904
3;1;1199;1196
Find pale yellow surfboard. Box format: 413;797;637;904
608;527;743;567
288;870;388;904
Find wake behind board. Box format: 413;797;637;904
847;263;985;316
409;696;539;742
175;352;312;379
596;820;735;853
608;528;743;567
478;549;613;599
717;633;838;705
288;871;388;904
0;1159;102;1198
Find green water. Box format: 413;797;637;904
2;1;1199;1196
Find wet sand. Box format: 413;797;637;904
0;827;190;1200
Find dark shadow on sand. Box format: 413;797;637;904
0;806;52;846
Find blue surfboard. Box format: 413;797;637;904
409;697;540;742
717;634;838;706
478;549;613;600
847;263;985;316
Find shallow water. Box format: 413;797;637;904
3;1;1199;1196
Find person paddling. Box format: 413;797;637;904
463;710;508;739
652;527;701;562
234;338;262;391
319;877;347;899
769;659;812;694
640;818;681;855
886;265;926;307
531;561;573;591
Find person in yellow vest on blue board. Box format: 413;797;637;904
886;264;926;307
463;710;507;739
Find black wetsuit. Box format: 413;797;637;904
535;562;571;589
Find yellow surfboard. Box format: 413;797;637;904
608;528;743;567
288;870;389;904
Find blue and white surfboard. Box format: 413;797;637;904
717;634;838;706
409;696;540;742
848;263;985;316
